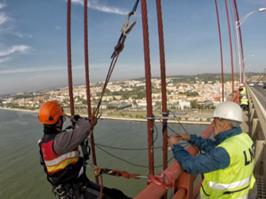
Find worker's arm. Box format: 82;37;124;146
188;134;217;152
171;144;230;175
53;118;91;155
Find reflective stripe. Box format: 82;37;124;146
46;157;79;174
208;176;251;190
44;151;80;166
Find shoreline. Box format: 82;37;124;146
0;107;210;125
100;115;210;125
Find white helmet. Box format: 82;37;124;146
213;101;243;122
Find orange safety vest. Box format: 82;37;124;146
40;140;80;175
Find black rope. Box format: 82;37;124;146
94;119;161;151
92;0;139;121
168;110;189;134
96;145;173;169
95;143;162;151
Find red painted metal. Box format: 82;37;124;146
135;146;198;199
172;188;186;199
83;0;98;184
225;0;235;94
232;0;245;84
214;0;225;102
135;125;214;199
155;0;168;172
140;0;155;176
66;0;75;115
174;172;195;199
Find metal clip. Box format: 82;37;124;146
121;19;136;35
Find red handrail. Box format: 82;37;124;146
135;125;214;199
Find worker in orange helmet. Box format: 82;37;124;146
38;100;131;199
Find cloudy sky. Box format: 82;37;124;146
0;0;266;95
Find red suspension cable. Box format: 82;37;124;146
66;0;75;115
141;0;155;176
214;0;225;102
225;0;235;94
83;0;98;184
232;0;245;84
155;0;168;172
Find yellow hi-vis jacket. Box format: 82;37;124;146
240;98;249;106
200;133;255;199
240;88;247;97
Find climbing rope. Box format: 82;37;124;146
95;144;173;169
92;0;139;123
95;143;162;151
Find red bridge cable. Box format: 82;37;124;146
83;0;98;184
214;0;225;102
225;0;235;95
141;0;155;176
155;0;168;175
66;0;75;115
232;0;245;84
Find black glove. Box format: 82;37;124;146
71;114;81;124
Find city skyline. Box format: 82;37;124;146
0;0;266;95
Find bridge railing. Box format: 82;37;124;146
247;86;266;185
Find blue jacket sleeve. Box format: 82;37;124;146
171;144;230;175
189;135;217;152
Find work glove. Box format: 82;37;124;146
71;114;81;123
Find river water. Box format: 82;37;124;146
0;109;207;198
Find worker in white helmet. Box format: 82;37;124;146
169;101;255;199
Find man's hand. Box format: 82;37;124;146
168;133;190;148
168;135;183;148
179;132;190;141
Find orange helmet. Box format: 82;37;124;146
38;100;64;125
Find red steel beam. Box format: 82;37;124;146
155;0;168;172
66;0;75;115
135;125;214;199
214;0;225;102
83;0;98;184
141;0;155;176
172;188;186;199
225;0;235;94
135;146;198;199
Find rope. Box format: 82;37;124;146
92;0;139;122
95;143;162;151
96;145;173;169
168;110;190;134
94;118;161;151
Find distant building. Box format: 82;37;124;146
178;100;191;110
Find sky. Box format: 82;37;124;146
0;0;266;95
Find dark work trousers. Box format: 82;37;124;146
52;174;132;199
